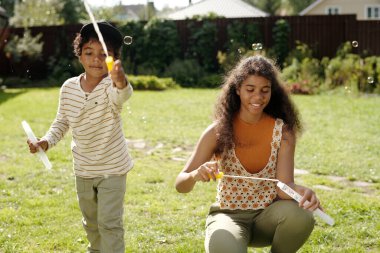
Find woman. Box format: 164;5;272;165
175;56;320;253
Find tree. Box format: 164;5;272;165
60;0;87;24
0;0;15;16
286;0;314;14
10;0;64;27
10;0;87;27
244;0;282;15
271;19;290;67
243;0;314;16
4;29;43;63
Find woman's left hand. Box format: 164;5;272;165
296;185;321;211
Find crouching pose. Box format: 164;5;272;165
175;56;320;253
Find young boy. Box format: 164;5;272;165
27;21;133;253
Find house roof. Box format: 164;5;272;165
165;0;268;20
299;0;325;16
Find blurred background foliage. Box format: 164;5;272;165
0;0;379;94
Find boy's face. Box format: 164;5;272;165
79;39;115;79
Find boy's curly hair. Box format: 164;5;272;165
72;30;122;59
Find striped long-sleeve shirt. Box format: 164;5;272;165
42;74;134;178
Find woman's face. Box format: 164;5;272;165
79;39;114;79
237;75;271;120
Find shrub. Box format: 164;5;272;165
4;29;43;63
282;41;328;94
199;74;222;88
269;19;290;68
282;59;318;95
336;41;353;58
128;75;179;90
136;63;160;76
47;57;83;85
374;57;380;94
357;56;379;93
187;19;218;72
119;19;181;76
163;59;205;87
2;76;30;87
217;50;240;73
326;42;380;93
281;58;300;84
119;21;146;75
281;40;380;94
324;53;361;92
284;41;313;67
286;81;312;95
138;19;181;75
226;20;263;52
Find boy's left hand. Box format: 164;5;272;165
109;59;128;89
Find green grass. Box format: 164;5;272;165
0;88;379;252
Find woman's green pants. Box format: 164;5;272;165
205;200;315;253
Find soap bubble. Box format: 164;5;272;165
252;43;263;51
351;41;359;48
123;36;133;45
126;106;132;115
367;76;374;84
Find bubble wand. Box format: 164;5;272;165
83;0;114;71
215;172;335;226
216;173;279;182
22;121;52;170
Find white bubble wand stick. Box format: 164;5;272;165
22;120;52;170
215;172;335;226
83;0;114;71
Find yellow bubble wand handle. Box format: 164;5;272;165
106;56;114;72
209;171;224;179
215;171;224;179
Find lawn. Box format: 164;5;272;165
0;88;379;253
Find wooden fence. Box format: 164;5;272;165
175;15;380;58
1;14;380;78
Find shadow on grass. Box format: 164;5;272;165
0;89;26;106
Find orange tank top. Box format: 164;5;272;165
233;114;275;174
216;118;284;210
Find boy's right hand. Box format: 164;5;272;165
27;139;48;153
109;59;128;89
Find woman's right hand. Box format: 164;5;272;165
27;139;48;153
190;161;219;182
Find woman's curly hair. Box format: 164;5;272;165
214;55;302;155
